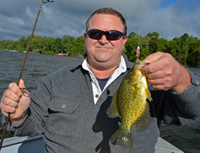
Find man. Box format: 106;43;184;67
1;7;200;153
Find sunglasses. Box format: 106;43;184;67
86;29;125;41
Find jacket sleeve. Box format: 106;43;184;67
3;75;52;137
150;69;200;126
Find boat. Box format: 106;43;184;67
0;135;183;153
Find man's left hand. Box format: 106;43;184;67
142;52;191;93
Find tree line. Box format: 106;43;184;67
0;32;200;67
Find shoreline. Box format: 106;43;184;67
0;49;82;58
1;49;200;68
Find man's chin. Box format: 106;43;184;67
95;58;110;63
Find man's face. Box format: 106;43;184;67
84;14;127;70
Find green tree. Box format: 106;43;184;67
63;35;75;55
16;36;26;51
166;40;177;58
124;35;139;62
53;38;62;53
157;38;168;52
1;31;199;67
147;32;160;54
41;37;48;51
7;41;17;50
180;33;189;65
187;39;200;67
75;36;85;56
128;32;137;40
24;34;36;51
172;37;182;63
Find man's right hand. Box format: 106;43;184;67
0;79;30;126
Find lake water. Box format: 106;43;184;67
0;50;200;153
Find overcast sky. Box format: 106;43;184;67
0;0;200;41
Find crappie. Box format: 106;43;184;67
107;58;152;149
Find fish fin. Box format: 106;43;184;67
128;76;138;86
145;89;152;102
133;87;139;99
107;91;120;118
132;103;151;132
110;129;133;149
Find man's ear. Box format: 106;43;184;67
83;33;87;40
123;35;128;44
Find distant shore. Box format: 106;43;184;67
1;49;200;68
0;49;82;57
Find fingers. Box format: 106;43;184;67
0;96;18;117
1;88;19;117
6;79;26;98
142;52;171;75
143;52;164;64
20;88;30;97
19;79;26;89
8;82;22;97
141;52;181;91
1;93;19;107
0;102;17;117
1;79;30;123
147;76;172;90
0;80;25;117
144;61;172;79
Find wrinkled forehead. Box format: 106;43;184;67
86;13;126;33
88;14;124;31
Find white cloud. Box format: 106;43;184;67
0;0;199;41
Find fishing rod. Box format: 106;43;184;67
0;0;53;150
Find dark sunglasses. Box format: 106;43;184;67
86;29;125;41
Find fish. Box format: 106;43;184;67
107;58;152;149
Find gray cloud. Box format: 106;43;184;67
0;0;199;41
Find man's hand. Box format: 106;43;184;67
0;79;31;126
142;52;191;93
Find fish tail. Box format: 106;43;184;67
107;91;120;118
145;89;152;101
110;129;133;149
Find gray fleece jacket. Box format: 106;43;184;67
4;53;200;153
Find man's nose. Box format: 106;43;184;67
99;34;108;43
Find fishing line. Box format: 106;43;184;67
138;0;145;44
136;0;145;58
